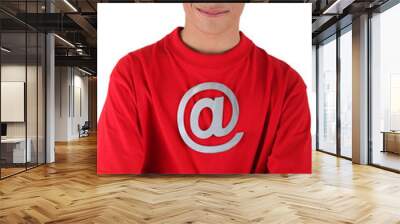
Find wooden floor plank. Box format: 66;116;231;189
0;134;400;223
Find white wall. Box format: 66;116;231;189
55;67;89;141
1;65;38;138
72;72;89;138
55;67;69;141
97;3;313;130
1;65;25;128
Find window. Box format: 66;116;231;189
371;3;400;171
317;36;337;154
339;28;352;158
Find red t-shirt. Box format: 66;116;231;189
98;27;311;174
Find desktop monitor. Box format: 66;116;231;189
1;123;7;137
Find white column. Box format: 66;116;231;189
352;14;369;164
45;1;55;163
46;33;55;163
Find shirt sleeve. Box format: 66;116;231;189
267;68;312;174
97;55;145;174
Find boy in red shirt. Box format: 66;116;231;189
98;3;311;174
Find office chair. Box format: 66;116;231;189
79;121;90;138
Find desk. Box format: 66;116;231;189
381;131;400;154
1;138;31;163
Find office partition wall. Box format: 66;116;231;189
0;1;47;179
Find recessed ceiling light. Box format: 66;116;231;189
1;47;11;53
323;0;355;15
63;0;78;12
77;67;93;76
54;34;75;48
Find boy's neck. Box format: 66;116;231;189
180;24;240;54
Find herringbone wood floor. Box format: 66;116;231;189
1;134;400;224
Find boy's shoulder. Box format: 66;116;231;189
256;46;304;85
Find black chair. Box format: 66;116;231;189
79;121;90;138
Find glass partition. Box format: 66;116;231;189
0;1;46;179
1;30;28;177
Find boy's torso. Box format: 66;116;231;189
127;36;289;173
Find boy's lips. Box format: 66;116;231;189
195;7;230;17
